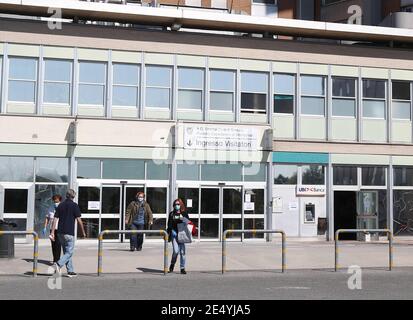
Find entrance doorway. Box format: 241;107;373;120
334;191;357;240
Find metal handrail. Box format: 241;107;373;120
222;229;286;274
97;229;169;276
0;231;39;277
335;229;393;272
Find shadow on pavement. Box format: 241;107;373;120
136;267;164;274
23;258;53;267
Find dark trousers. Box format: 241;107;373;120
50;230;62;263
130;223;145;249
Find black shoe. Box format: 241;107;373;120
130;247;135;252
168;264;175;273
137;247;142;251
67;272;78;278
180;269;187;275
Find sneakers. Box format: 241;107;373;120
53;263;61;275
180;269;187;275
168;264;175;273
67;272;78;278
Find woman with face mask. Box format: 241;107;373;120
167;198;190;274
42;194;62;264
125;192;153;251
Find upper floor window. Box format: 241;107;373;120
145;65;172;109
178;67;204;110
362;79;386;119
302;165;325;185
8;57;37;103
392;81;411;120
274;164;298;185
44;59;72;105
209;69;235;112
333;166;357;185
112;63;140;108
332;77;356;117
274;73;294;115
394;167;413;186
301;75;325;116
241;71;268;114
362;167;386;186
78;61;106;106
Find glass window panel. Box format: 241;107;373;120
392;101;411;120
77;159;101;179
146;66;171;87
244;218;264;239
274;95;294;114
201;188;219;213
9;58;37;80
222;219;242;239
210;70;234;91
223;188;242;215
112;86;138;107
145;88;170;108
363;80;385;99
393;190;413;236
100;219;120;239
102;160;145;180
274;165;298;185
244;163;266;182
241;72;268;92
244;189;264;215
79;218;99;239
178;68;203;89
201;164;242;181
147;161;169;180
79;62;106;84
332;78;355;97
146;187;167;214
332;98;356;117
363;100;385;118
178;188;199;214
241;93;267;111
145;218;166;239
4;219;27;238
200;218;219;239
392;81;411;100
102;187;121;214
302;165;325;185
36;158;68;183
274;74;294;95
177;163;199;180
178;90;202;109
0;157;34;182
79;84;104;105
4;189;28;213
301;97;325;115
333;166;357;185
8;81;36;102
78;186;100;213
362;167;386;186
113;64;139;85
44;83;70;104
301;76;325;96
394;167;413;186
210;92;233;111
44;60;71;82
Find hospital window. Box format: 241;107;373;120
333;166;357;185
178;67;204;110
392;81;411;120
274;165;298;185
209;69;235;112
0;156;34;182
8;57;37;103
241;71;268;114
145;65;172;109
274;73;294;114
302;165;325;185
112;63;140;108
78;61;106;106
300;75;325;116
394;167;413;186
361;167;386;186
362;79;386;119
43;59;72;105
35;158;69;183
332;77;356;117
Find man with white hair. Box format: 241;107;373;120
50;189;86;278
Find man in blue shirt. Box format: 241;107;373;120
50;189;86;278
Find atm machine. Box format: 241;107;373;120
356;191;379;241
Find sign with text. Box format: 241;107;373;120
296;185;326;197
184;125;258;151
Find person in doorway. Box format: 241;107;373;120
125;192;153;251
50;189;86;278
42;194;62;264
167;198;190;275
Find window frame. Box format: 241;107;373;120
331;76;357;119
78;60;107;107
273;73;295;115
209;68;235;113
240;71;268;115
145;64;172;110
300;74;326;117
8;56;38;104
362;78;387;120
177;66;204;111
391;80;412;121
112;62;140;109
43;58;73;106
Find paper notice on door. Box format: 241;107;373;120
244;202;255;211
273;197;283;213
88;201;100;210
288;202;298;211
245;194;251;203
187;199;193;208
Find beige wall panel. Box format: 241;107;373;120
209;57;238;69
272;62;297;74
78;48;108;61
112;50;142;63
239;59;270;71
43;46;74;59
392;121;412;143
144;109;171;120
300;63;328;75
362;119;387;142
240;113;267;124
177;111;203;121
42;106;71;116
361;67;389;79
111;108;138;118
77;107;105;117
177;55;206;67
273;115;294;139
300;117;326;140
331;154;390;165
391;69;413;81
0;143;70;157
0;43;4;55
393;156;413;166
8;43;39;57
145;53;174;65
331;118;357;141
7;104;36;114
208;112;235;122
331;65;359;77
75;146;170;160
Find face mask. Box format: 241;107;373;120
54;203;59;208
174;205;180;211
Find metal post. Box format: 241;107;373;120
163;231;168;275
33;232;39;278
335;230;339;272
222;230;228;274
97;232;104;276
389;231;393;271
281;231;286;273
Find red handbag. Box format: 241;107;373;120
188;220;198;236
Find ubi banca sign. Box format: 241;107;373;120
297;185;326;196
184;125;258;151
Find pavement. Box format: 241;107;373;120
0;238;412;300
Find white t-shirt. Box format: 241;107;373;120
46;205;58;230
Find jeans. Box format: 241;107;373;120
130;223;145;249
50;229;61;263
171;237;186;269
57;234;75;273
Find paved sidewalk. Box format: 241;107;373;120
0;239;412;276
